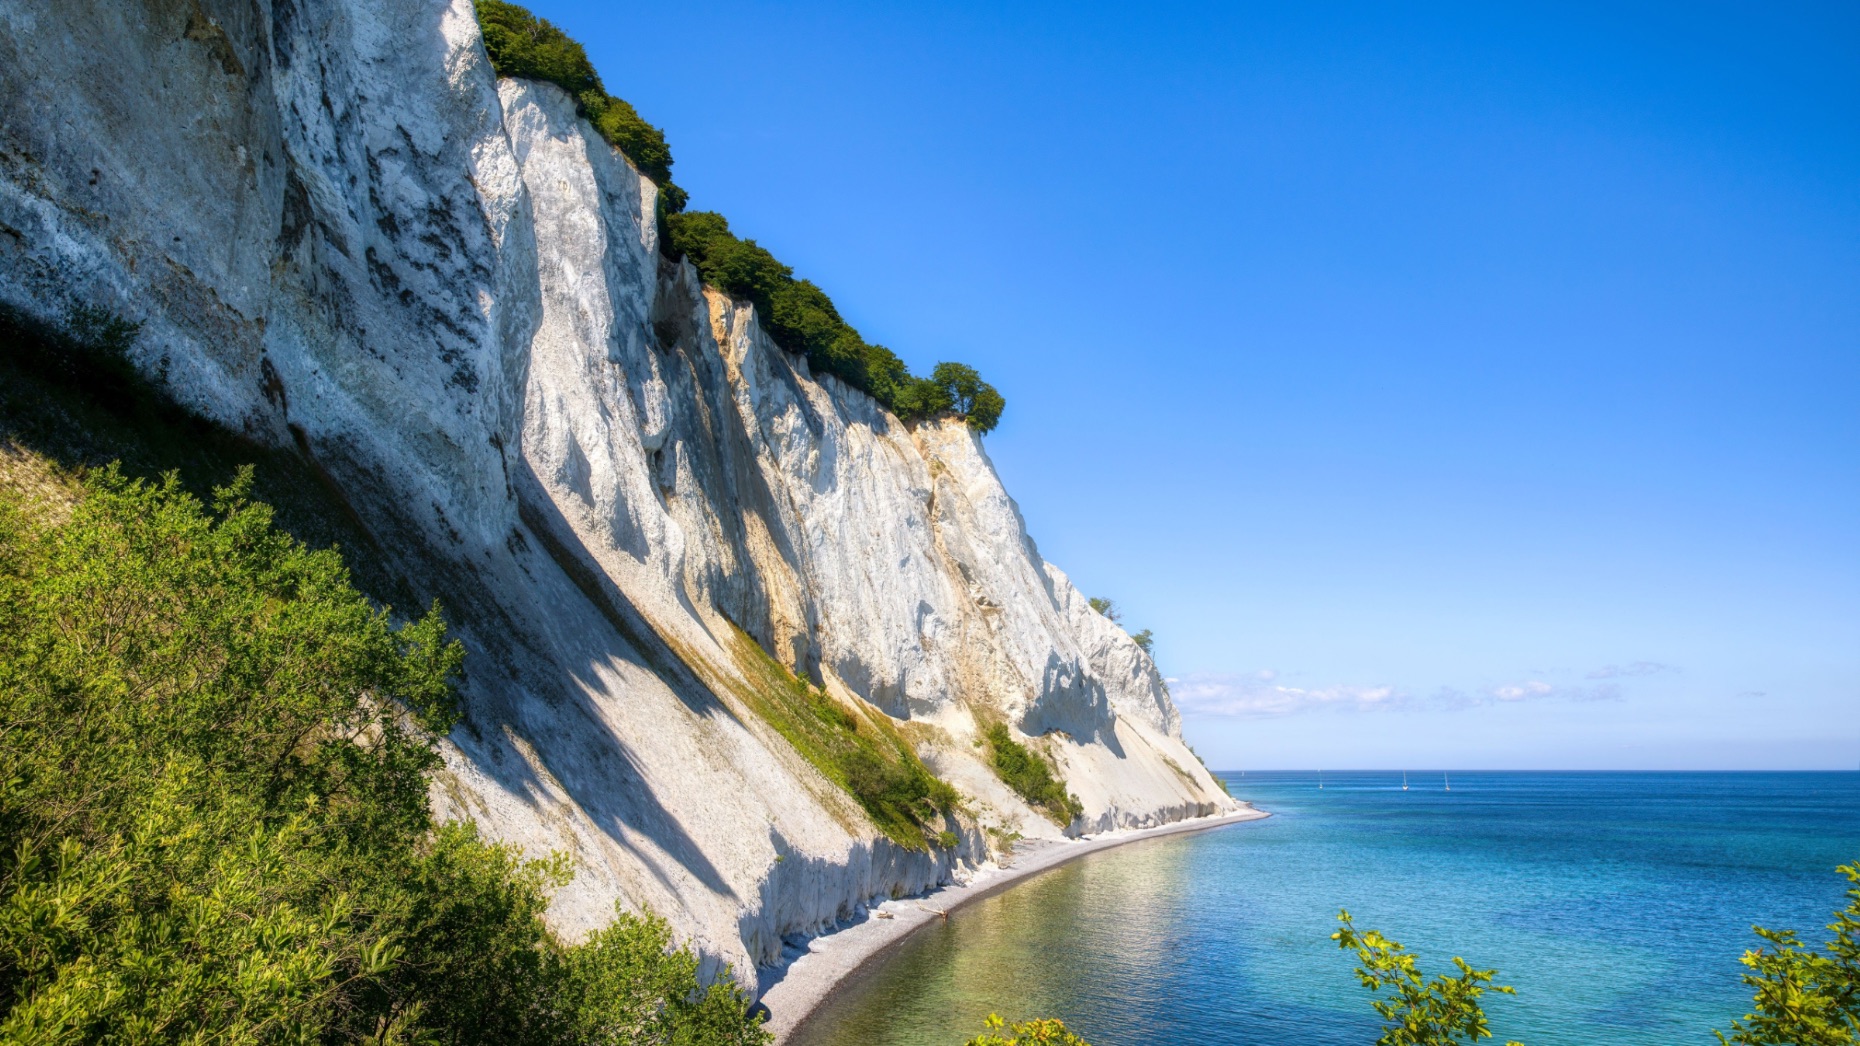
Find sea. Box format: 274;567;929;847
789;771;1860;1046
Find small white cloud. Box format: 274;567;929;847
1171;672;1407;718
1177;666;1638;718
1586;661;1679;680
1491;680;1555;701
1737;690;1767;699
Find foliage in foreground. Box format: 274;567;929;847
1717;859;1860;1046
1333;911;1524;1046
983;723;1083;827
0;466;767;1044
960;849;1860;1046
728;630;960;851
964;1014;1092;1045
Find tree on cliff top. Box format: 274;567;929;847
663;211;1008;433
931;362;1006;433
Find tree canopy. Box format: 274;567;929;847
664;211;1005;431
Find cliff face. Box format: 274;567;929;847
0;0;1233;977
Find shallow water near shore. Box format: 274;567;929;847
790;771;1860;1046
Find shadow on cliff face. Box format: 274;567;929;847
0;304;416;610
1025;652;1121;753
0;301;739;903
342;452;751;904
746;822;964;988
648;259;825;683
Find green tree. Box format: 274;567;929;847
1087;597;1119;622
1130;628;1154;653
966;382;1006;433
930;362;1006;433
891;376;954;422
1716;860;1860;1046
1333;910;1524;1046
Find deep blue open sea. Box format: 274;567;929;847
791;771;1860;1046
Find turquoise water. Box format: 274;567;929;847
790;772;1860;1045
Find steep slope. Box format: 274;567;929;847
0;0;1234;976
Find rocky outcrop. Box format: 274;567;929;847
0;0;1234;977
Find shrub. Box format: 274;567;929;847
0;465;767;1044
1716;859;1860;1045
984;723;1084;827
1333;910;1524;1046
966;1014;1093;1045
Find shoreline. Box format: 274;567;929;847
757;806;1271;1044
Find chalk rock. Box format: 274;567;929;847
0;0;1236;979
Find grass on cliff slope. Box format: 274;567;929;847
0;308;770;1045
984;723;1085;827
727;630;961;851
472;0;1005;433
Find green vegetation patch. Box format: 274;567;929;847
473;0;1005;433
0;460;767;1043
727;631;960;850
0;308;767;1044
983;723;1084;827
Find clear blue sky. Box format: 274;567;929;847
540;0;1858;769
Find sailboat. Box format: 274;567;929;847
1402;771;1409;791
1444;772;1451;792
1318;770;1324;790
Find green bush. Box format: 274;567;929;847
473;0;686;211
0;466;766;1044
984;723;1084;827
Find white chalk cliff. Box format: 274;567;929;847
0;0;1234;978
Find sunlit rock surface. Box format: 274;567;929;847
0;0;1235;978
